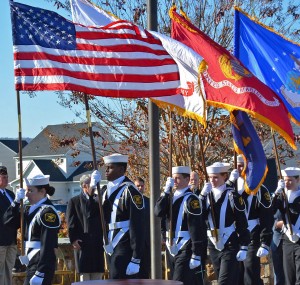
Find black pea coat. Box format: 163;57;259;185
66;192;104;273
0;189;17;246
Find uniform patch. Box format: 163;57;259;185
44;213;56;223
239;197;244;206
190;200;200;209
264;192;271;202
133;195;142;205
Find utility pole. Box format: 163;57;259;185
147;0;162;279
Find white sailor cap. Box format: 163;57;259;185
103;153;128;164
237;155;245;163
231;155;244;164
281;167;300;177
25;174;50;186
206;162;230;174
172;166;191;175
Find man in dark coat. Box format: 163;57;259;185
0;165;23;285
134;177;150;278
66;171;104;281
189;171;201;196
101;153;145;279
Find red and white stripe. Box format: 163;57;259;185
14;21;181;98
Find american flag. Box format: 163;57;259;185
70;0;206;124
11;1;181;98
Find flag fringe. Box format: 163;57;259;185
151;98;206;127
87;0;120;21
169;6;198;34
207;100;297;150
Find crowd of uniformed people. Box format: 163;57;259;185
1;153;300;285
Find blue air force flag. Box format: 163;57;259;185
234;8;300;124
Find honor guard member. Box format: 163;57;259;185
66;171;104;281
273;167;300;285
101;153;145;279
4;174;61;285
155;166;207;285
200;162;250;285
233;155;273;285
189;171;201;196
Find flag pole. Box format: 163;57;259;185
148;0;162;279
233;148;238;191
165;110;173;280
16;90;24;256
83;94;109;278
197;124;218;242
271;128;293;236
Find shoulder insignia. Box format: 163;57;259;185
39;206;61;228
44;212;57;223
264;192;271;202
190;199;200;209
133;194;143;206
239;196;244;206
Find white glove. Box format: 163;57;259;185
164;177;174;194
90;170;101;188
236;246;248;261
256;245;269;257
30;274;44;285
200;182;212;196
103;243;114;256
126;258;140;275
189;255;201;269
15;188;25;203
275;179;285;194
229;169;239;183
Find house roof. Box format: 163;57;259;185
9;160;95;186
67;161;94;181
33;159;67;181
33;159;95;182
0;139;28;153
21;123;101;157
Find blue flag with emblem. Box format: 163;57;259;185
230;110;268;195
234;7;300;124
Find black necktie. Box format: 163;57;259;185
1;191;10;206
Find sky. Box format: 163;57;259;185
0;0;82;139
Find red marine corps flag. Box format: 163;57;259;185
170;7;295;149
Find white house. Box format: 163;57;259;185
9;123;111;204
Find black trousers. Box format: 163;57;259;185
108;242;139;279
271;239;285;285
282;237;300;285
208;241;239;285
24;254;55;285
238;241;263;285
167;248;205;285
139;244;151;278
